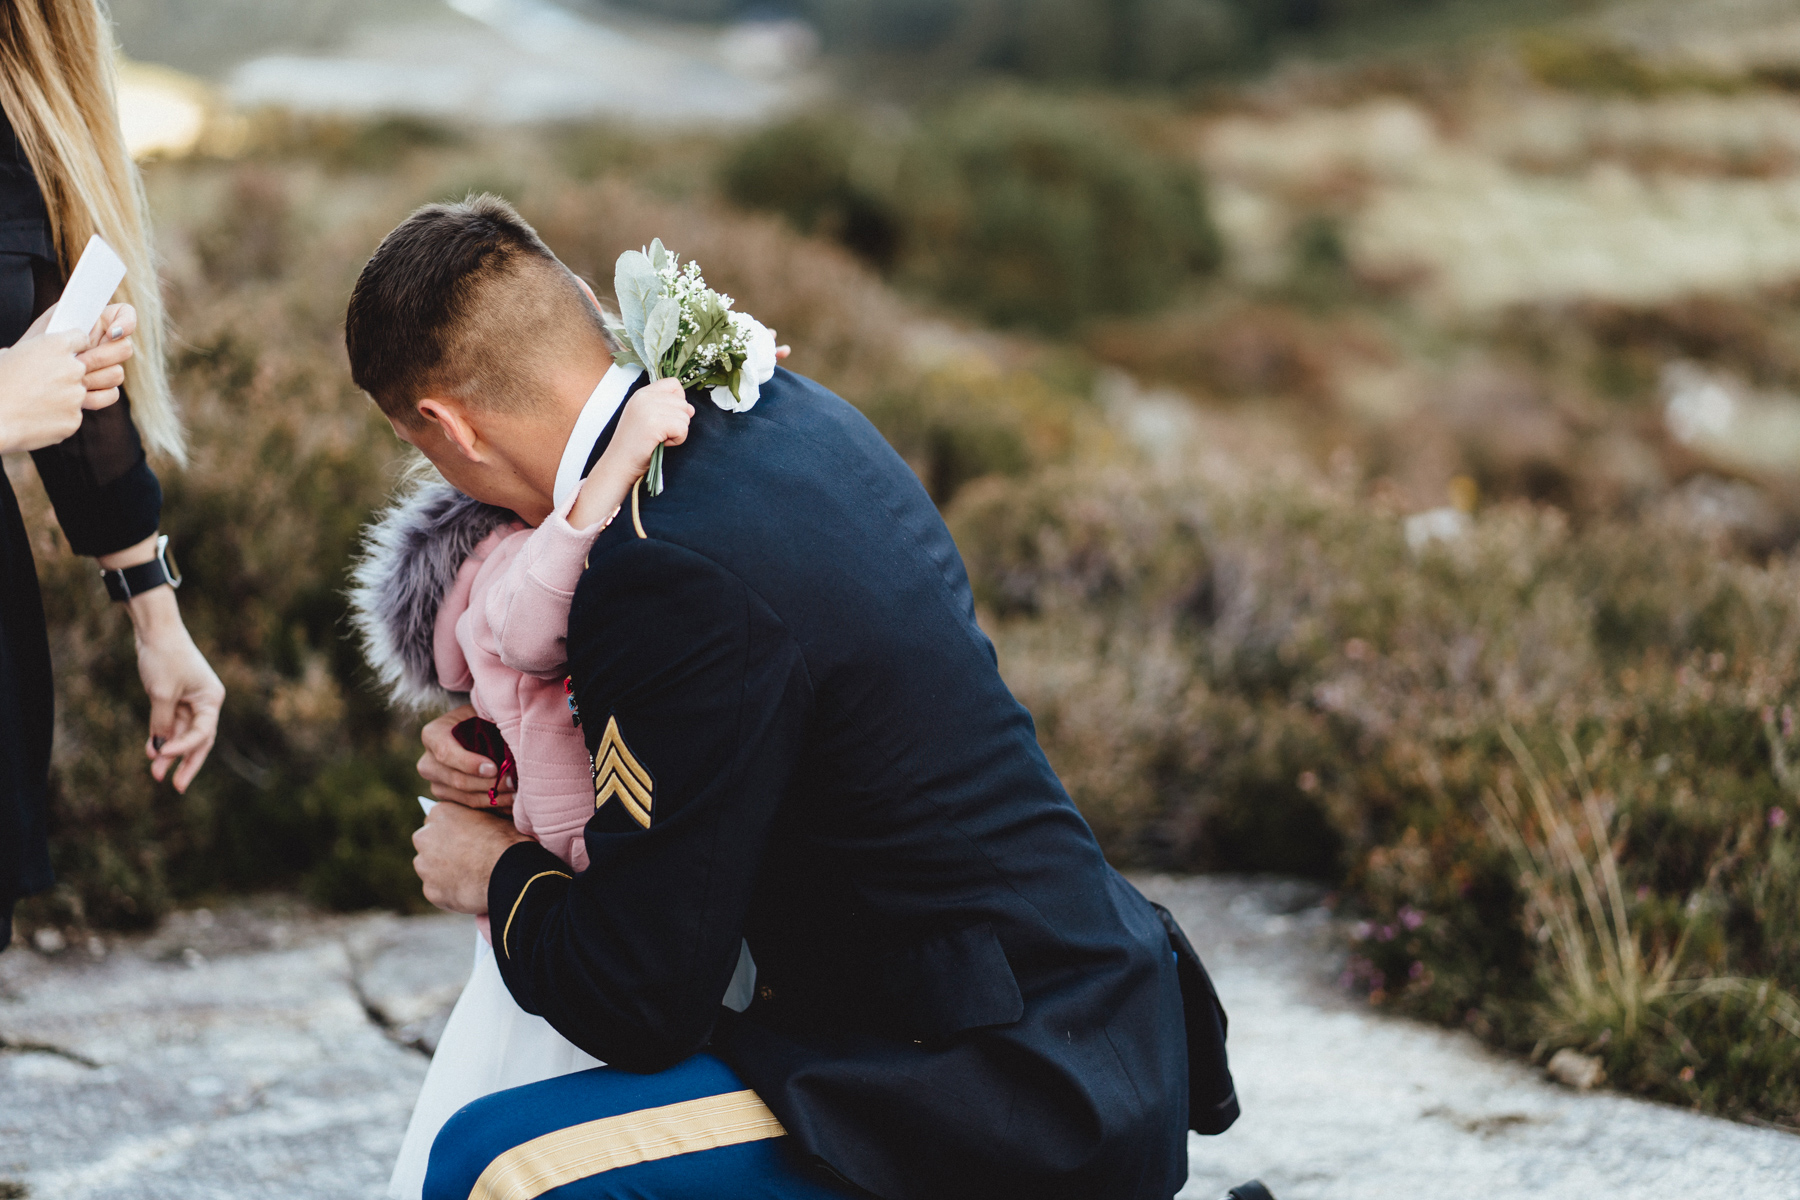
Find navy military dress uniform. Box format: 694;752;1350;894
426;369;1236;1200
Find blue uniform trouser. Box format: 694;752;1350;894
423;1053;862;1200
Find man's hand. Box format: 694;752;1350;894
418;704;519;808
412;801;530;914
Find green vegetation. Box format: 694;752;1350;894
960;465;1800;1120
603;0;1515;85
724;95;1219;330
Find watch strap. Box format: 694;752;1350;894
102;536;181;602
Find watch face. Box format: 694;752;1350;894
162;541;181;586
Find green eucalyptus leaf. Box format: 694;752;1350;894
605;325;642;369
644;295;681;371
649;239;671;274
672;304;731;378
613;250;659;343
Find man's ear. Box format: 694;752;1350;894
415;397;485;463
575;276;604;316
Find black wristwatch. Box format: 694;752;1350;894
101;534;182;602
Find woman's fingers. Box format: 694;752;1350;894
79;342;128;409
148;723;205;767
78;336;132;374
145;692;178;783
170;735;215;794
150;700;219;794
92;303;136;346
151;700;218;774
83;362;125;391
77;331;131;412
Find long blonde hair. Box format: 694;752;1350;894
0;0;181;462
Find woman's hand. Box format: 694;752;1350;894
75;303;135;411
0;323;92;454
419;705;519;809
100;554;223;792
130;590;223;791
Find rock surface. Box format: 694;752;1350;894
0;901;470;1200
1142;876;1800;1200
3;879;1798;1199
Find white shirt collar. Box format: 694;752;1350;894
553;363;643;512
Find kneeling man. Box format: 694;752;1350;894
346;196;1236;1200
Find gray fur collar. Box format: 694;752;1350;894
348;474;519;713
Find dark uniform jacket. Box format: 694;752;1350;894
0;108;162;949
488;368;1234;1200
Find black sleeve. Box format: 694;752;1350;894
489;538;812;1072
17;244;161;559
29;391;162;557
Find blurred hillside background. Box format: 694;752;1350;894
14;0;1800;1129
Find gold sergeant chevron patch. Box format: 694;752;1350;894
593;716;654;828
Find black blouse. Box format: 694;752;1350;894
0;107;162;948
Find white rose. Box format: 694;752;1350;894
709;379;755;413
710;316;778;414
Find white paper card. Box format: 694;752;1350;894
418;795;438;816
47;234;127;336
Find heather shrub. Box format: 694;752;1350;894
951;465;1800;1123
896;95;1221;330
1519;34;1745;98
605;0;1483;85
719;114;903;268
1088;303;1346;403
725;96;1221;331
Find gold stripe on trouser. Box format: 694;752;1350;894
469;1089;787;1200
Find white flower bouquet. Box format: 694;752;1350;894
607;240;778;495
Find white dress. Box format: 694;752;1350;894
387;930;757;1200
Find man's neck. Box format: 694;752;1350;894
490;360;611;525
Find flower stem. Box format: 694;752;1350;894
646;443;665;497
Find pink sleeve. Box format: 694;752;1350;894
434;530;515;694
483;499;611;679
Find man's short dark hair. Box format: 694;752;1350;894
345;194;606;426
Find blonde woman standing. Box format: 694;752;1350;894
0;0;222;951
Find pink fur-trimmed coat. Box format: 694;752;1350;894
349;479;605;943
